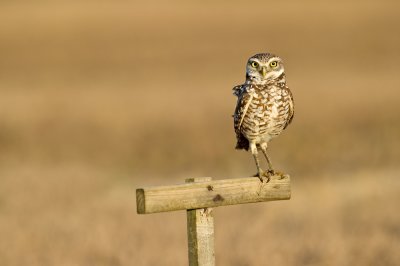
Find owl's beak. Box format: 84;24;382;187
260;67;267;77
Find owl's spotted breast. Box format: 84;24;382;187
233;82;294;150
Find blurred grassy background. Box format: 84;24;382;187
0;0;399;265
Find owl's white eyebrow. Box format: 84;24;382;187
267;57;281;63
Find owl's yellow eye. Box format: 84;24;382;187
270;61;278;68
250;61;259;68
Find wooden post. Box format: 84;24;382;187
136;174;291;265
186;177;215;266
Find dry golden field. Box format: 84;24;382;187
1;1;400;265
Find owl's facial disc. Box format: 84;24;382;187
246;55;285;84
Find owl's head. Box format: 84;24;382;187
246;53;285;84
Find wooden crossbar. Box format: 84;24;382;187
136;174;290;214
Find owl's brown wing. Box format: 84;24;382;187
283;86;294;129
232;84;245;97
233;84;253;151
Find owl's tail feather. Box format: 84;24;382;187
235;133;249;151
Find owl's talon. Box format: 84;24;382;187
266;169;275;176
262;175;271;183
254;171;270;183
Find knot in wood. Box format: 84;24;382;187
213;194;224;202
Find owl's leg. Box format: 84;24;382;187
250;142;268;182
260;142;275;176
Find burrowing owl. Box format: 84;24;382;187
233;53;294;182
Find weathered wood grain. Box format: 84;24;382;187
136;174;290;214
186;177;215;266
